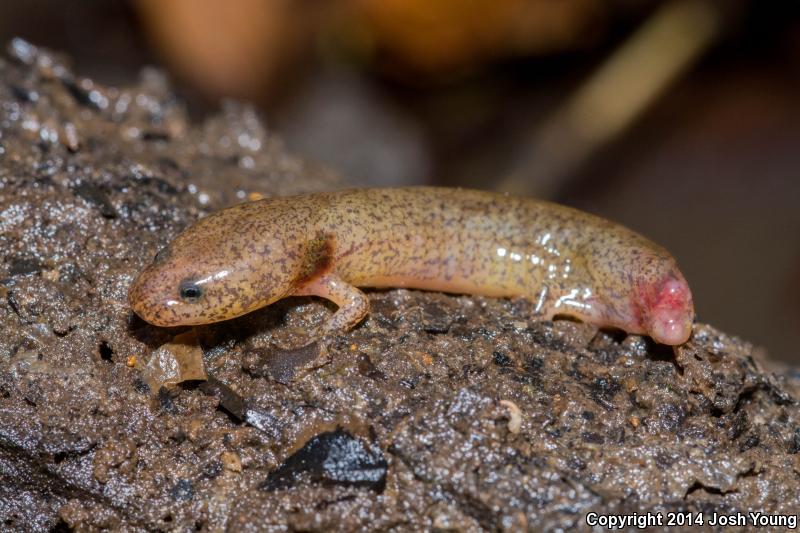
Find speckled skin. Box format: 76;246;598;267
129;187;695;345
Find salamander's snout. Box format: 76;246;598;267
128;265;180;327
644;274;694;345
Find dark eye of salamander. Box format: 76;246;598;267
179;280;203;302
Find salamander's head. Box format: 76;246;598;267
635;268;695;345
128;242;260;327
129;202;304;327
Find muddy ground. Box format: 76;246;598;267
1;40;799;533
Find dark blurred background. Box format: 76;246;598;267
1;0;798;362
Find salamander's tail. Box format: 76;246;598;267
643;272;694;345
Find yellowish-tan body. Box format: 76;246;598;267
129;188;695;345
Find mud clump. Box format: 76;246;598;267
1;39;799;532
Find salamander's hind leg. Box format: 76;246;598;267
293;273;370;335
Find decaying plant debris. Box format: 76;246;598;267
1;40;799;532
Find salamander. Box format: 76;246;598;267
129;187;695;345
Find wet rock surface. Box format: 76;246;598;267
1;40;799;532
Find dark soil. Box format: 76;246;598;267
1;39;799;532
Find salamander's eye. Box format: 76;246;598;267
179;280;203;302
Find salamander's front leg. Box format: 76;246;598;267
293;274;370;335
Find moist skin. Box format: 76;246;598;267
129;187;694;345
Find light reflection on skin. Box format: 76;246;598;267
539;233;561;257
553;287;594;312
196;269;230;286
498;247;564;270
534;285;548;313
497;245;583;315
